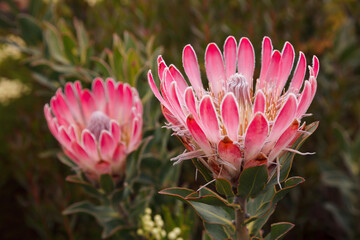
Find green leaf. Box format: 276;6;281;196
101;218;127;239
203;222;230;240
44;23;69;64
159;187;194;198
192;158;213;182
264;222;294;240
63;201;119;222
18;14;42;45
237;165;268;198
63;201;125;239
74;19;89;65
66;175;103;198
62;33;77;64
191;202;233;226
92;56;113;77
100;174;115;194
246;177;304;235
160;187;235;231
57;152;77;168
216;178;235;197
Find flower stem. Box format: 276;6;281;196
234;195;248;240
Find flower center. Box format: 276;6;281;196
227;73;251;105
87;111;111;139
227;73;252;134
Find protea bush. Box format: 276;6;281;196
149;36;319;239
44;78;143;182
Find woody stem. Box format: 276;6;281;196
234;195;248;240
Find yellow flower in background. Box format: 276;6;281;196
0;78;30;105
0;35;25;63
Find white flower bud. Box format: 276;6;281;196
168;232;177;240
145;208;152;215
137;229;144;235
173;227;181;235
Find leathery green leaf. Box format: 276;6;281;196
216;178;235;197
264;222;295;240
237;165;268;198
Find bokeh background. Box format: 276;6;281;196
1;0;360;239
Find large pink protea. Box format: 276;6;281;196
148;36;319;184
44;78;143;181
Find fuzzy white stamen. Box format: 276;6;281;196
87;111;111;139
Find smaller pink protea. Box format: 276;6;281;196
44;78;142;181
148;36;318;184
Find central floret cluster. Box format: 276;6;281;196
148;36;319;184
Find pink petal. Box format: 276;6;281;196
218;136;242;169
147;70;171;110
224;36;237;80
114;82;124;120
277;42;295;95
237;37;255;88
310;76;317;100
168;81;186;123
58;126;72;149
112;143;126;163
199;95;221;143
186;114;211;154
54;90;74;125
182;45;203;96
162;68;175;102
68;125;77;141
94;161;111;175
44;104;53;123
122;84;133;124
296;81;312;119
184;87;198;120
244;113;269;161
158;60;167;81
264;94;297;153
205;43;226;96
289;52;306;93
106;78;116;118
80;89;97;121
253;90;266;114
71;141;92;166
312;56;319;77
264;50;281;88
259;37;273;87
64;82;83;124
221;93;239;142
81;130;99;160
162;105;181;126
99;131;116;160
243;153;268;169
92;78;107;111
74;81;82;96
129;117;142;151
169;64;188;94
268;119;300;161
157;55;164;64
110;120;121;142
49;118;59;138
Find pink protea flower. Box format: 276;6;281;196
44;78;143;181
148;36;318;184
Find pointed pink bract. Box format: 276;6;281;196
205;43;226;96
244;113;269;161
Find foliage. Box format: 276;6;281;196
0;0;360;239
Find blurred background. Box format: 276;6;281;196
0;0;359;239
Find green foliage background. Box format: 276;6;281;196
0;0;359;239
